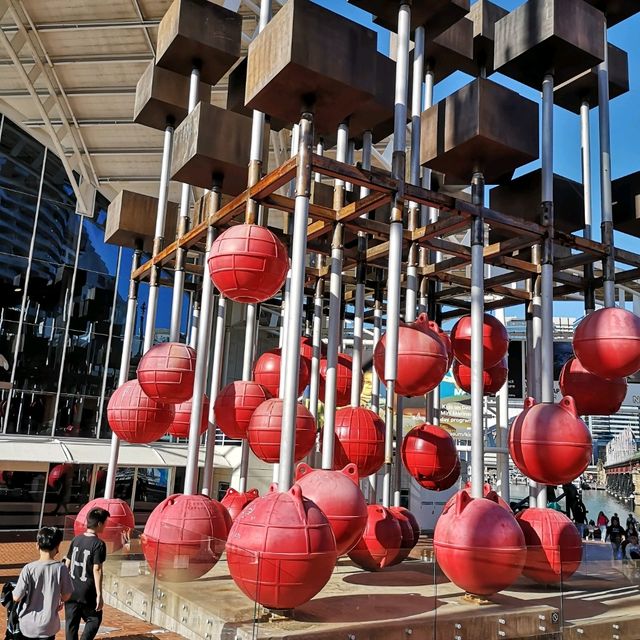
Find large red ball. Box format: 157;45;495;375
207;224;289;304
253;348;310;398
295;462;368;556
559;357;627;416
333;407;385;477
450;313;509;369
348;504;403;571
401;423;459;490
226;485;337;609
74;498;135;552
247;398;316;463
107;379;174;444
168;394;209;438
388;506;420;564
573;307;640;379
214;381;272;440
452;357;508;395
142;493;228;582
516;508;583;584
508;396;592;485
319;353;357;407
137;342;196;404
373;313;448;397
220;488;259;522
434;491;526;595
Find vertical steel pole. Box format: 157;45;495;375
320;121;349;470
369;277;383;503
170;67;201;342
494;306;510;504
104;244;142;499
383;1;410;509
580;101;595;314
470;172;485;499
598;24;615;309
309;273;324;420
143;123;174;352
277;111;313;491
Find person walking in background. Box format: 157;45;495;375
13;527;73;640
606;516;625;561
573;498;588;538
597;511;609;542
64;508;109;640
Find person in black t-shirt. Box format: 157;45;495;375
606;516;625;561
64;508;109;640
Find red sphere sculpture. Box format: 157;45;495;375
247;398;316;463
220;488;259;522
214;381;272;440
207;224;289;304
253;348;310;398
295;462;368;556
559;357;627;416
401;423;459;490
516;508;583;584
137;342;197;404
142;493;228;582
226;485;337;609
168;394;210;438
373;313;448;397
452;481;511;512
508;396;592;485
389;507;420;564
319;353;356;407
435;458;461;491
573;307;640;379
348;504;403;571
299;336;326;365
48;463;73;489
452;357;508;395
107;379;174;444
333;407;385;477
450;313;509;369
74;498;135;552
434;491;526;595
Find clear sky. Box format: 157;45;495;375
314;0;640;322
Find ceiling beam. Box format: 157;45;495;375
0;19;162;32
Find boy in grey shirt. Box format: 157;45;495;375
13;527;73;640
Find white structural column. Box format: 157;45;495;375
494;306;510;504
580;100;595;313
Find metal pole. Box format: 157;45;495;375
470;172;485;499
183;183;221;496
383;1;410;509
3;146;47;433
277;111;313;492
369;277;383;503
494;307;510;504
104;244;142;499
320;120;348;470
309;274;324;420
202;294;227;496
580;101;595;314
170;67;200;342
143;123;174;352
598;24;615;309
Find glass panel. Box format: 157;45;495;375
133;468;169;527
0;468;46;530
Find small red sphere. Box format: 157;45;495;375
573;307;640;379
373;313;448;397
142;493;228;582
452;357;508;395
388;507;420;564
226;485;337;609
48;463;73;488
559;357;627;416
508;396;592;485
333;407;385;477
253;348;310;398
319;353;357;407
451;313;509;369
295;462;368;556
220;488;259;522
168;394;209;438
434;491;526;595
74;498;135;552
137;342;196;404
516;508;583;584
401;424;459;490
107;379;174;444
247;398;316;463
214;381;272;440
207;224;289;304
348;504;403;571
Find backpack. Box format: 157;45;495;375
1;582;22;640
